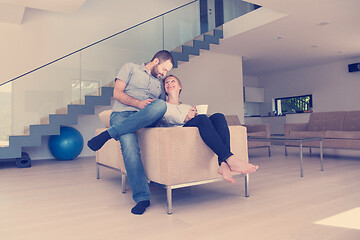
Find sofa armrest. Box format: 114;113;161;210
244;124;270;137
284;123;308;137
137;125;248;186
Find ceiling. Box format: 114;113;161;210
0;0;86;24
213;0;360;76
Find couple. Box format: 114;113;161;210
87;50;258;215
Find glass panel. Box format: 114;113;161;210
2;0;260;143
0;82;11;145
81;17;163;88
164;1;200;51
223;0;258;23
12;53;81;136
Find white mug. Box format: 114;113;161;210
196;105;208;115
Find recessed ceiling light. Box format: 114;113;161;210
318;21;330;26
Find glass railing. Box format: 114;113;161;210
0;0;259;143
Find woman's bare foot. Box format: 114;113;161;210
226;155;258;174
218;162;236;183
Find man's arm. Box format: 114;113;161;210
113;79;154;109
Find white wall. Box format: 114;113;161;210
243;75;261;116
258;58;360;116
171;50;245;123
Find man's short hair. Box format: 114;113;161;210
151;50;174;66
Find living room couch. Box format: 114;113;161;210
284;111;360;151
95;110;250;214
244;124;271;156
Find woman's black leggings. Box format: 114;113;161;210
183;113;233;165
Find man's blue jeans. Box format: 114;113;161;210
108;99;167;203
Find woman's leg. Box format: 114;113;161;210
184;115;233;164
185;114;258;176
184;115;236;183
209;113;231;165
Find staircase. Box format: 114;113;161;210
0;27;223;167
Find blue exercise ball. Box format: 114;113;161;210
48;126;84;160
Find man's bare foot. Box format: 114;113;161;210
226;155;258;174
218;162;236;183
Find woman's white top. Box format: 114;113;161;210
160;102;192;127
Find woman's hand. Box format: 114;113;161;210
185;106;197;122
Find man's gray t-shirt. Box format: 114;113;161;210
112;63;166;112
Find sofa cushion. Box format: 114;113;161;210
289;131;325;138
286;131;323;147
343;111;360;131
323;138;360;149
99;110;112;128
308;111;345;131
325;131;360;139
247;131;267;137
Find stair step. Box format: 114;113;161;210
194;35;205;41
40;116;50;125
183;40;194;47
0;141;9;147
56;106;68;114
9;135;42;148
30;124;60;136
173;46;183;53
0;146;21;159
49;114;78;126
182;45;200;56
85;95;112;106
193;40;210;50
171;51;189;62
204;34;220;44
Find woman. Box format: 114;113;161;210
160;75;258;183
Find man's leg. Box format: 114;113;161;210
108;99;166;139
119;132;151;214
88;99;166;151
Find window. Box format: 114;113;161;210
72;80;100;104
274;94;312;115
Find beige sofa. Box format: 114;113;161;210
95;111;250;214
284;111;360;153
245;124;271;156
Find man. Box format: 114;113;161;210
88;50;174;215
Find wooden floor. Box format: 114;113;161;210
1;145;359;240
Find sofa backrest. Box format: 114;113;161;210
343;111;360;131
225;115;241;126
98;110;241;127
99;110;112;128
308;111;346;131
